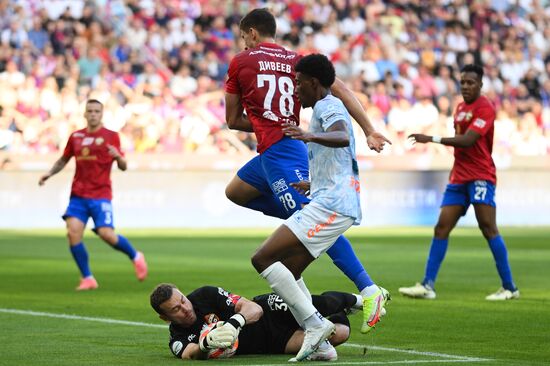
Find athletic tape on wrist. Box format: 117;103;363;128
432;135;442;143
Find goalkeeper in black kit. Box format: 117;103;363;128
150;283;363;361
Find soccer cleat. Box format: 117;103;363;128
306;341;338;361
398;283;436;299
293;319;336;362
361;286;390;333
76;277;98;291
485;288;520;301
133;251;148;281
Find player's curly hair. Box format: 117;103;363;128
461;64;484;80
150;283;177;314
295;54;336;88
239;8;276;37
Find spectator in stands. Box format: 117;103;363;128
0;0;547;158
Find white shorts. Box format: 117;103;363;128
284;201;355;258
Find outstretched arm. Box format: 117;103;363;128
225;93;254;132
330;78;391;152
38;156;70;186
409;129;480;148
282;121;349;148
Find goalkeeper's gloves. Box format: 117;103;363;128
199;314;246;351
199;322;232;351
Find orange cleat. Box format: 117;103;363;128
76;277;98;291
133;251;148;281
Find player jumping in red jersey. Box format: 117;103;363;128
39;99;147;290
399;64;518;301
223;8;391;341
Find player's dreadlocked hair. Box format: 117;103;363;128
295;54;336;88
150;283;177;314
461;64;484;80
239;8;276;37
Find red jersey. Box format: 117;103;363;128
225;42;301;153
450;95;496;185
62;127;123;200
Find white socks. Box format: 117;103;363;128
261;262;323;328
297;277;312;302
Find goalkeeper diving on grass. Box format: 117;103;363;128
150;283;366;361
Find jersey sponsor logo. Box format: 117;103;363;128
171;341;183;355
187;334;196;342
267;293;289;311
307;212;338;239
272;178;288;195
473;118;486;128
249;49;296;60
82;137;94;146
262;110;279;122
77;147;98;161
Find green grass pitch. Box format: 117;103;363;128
0;227;549;365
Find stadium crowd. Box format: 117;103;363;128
0;0;549;158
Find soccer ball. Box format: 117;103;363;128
199;322;239;359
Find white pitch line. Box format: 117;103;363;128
0;308;491;364
343;344;490;362
247;361;489;366
0;308;166;329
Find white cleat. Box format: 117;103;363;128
485;288;520;301
398;283;436;299
307;341;338;361
292;319;336;362
289;341;338;362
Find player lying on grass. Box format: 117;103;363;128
150;283;365;361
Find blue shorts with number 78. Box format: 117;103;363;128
441;180;496;216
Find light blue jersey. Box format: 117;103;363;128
308;94;362;224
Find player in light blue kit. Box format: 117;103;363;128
225;8;390;336
245;54;388;362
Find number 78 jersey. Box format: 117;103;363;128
225;42;302;153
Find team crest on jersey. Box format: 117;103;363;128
204;313;219;324
95;137;104;145
82;137;94;146
456;111;473;122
